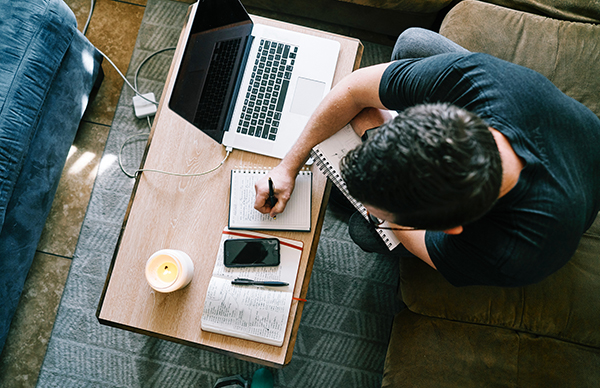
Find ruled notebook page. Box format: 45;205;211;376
228;169;312;231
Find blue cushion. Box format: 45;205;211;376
0;0;77;226
0;0;103;353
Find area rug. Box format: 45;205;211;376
37;1;399;386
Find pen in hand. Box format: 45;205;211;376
232;278;289;287
268;177;278;219
268;177;277;207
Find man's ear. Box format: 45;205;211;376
442;226;463;235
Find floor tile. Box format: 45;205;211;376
66;0;94;31
0;253;71;388
79;0;146;126
37;121;111;258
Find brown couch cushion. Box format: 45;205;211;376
399;210;600;348
382;309;600;387
440;0;600;117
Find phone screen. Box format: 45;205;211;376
224;238;280;267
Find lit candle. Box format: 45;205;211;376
157;260;178;284
145;249;194;292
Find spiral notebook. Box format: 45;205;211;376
311;124;400;250
228;169;312;231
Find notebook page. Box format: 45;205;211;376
228;169;312;231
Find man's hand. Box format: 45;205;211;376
254;165;298;217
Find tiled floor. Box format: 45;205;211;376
0;1;393;386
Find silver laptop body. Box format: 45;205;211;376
169;0;340;160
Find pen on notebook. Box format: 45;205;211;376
232;278;289;287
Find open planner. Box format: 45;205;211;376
228;169;312;231
311;124;401;250
201;228;303;347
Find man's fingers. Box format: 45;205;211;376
254;184;271;213
269;195;289;218
253;167;297;217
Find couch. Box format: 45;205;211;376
0;0;103;353
247;0;600;385
381;1;600;386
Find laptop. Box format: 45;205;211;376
169;0;341;159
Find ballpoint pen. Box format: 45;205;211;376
268;177;276;207
232;278;289;287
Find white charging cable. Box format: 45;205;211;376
118;135;232;178
85;2;232;179
96;48;159;107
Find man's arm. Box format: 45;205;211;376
394;230;437;269
254;62;393;216
350;108;395;137
367;207;438;269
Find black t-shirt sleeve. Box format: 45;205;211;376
379;59;434;110
379;54;485;113
425;231;497;287
424;214;550;288
424;229;522;287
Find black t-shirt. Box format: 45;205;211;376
379;53;600;287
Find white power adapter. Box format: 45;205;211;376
132;92;157;119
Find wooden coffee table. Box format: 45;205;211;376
96;7;363;368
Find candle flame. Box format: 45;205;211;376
156;260;178;283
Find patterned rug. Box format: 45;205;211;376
37;1;399;386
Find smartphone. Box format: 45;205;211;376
223;238;280;267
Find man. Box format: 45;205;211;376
254;28;600;287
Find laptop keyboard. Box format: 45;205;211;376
236;39;298;141
194;38;242;130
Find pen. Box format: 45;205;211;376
268;177;276;207
232;278;289;287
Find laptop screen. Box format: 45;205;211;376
169;0;253;143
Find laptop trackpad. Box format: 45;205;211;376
290;77;326;116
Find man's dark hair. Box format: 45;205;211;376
340;103;503;230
